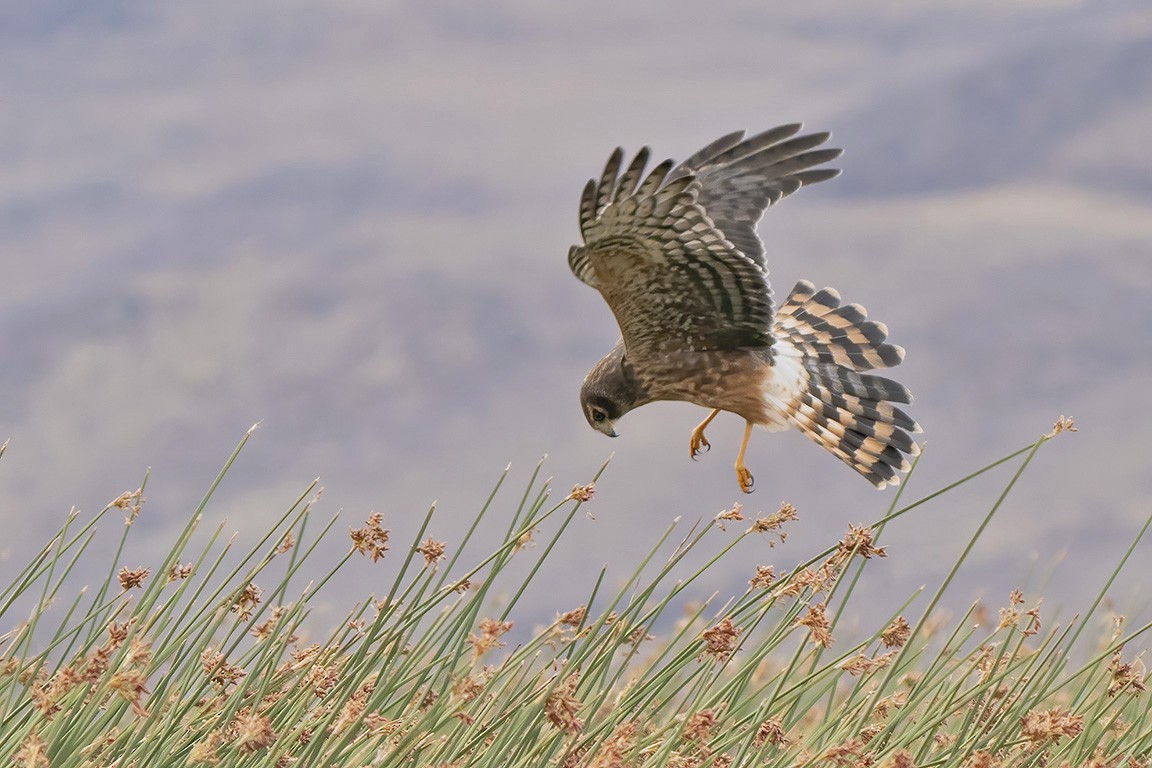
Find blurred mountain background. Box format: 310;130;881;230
2;0;1150;627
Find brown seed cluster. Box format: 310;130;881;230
349;512;390;561
880;617;911;649
201;648;247;690
467;618;513;659
752;717;789;749
14;731;49;768
795;603;833;648
416;536;447;568
167;562;193;582
111;487;145;524
544;674;584;735
566;483;596;503
997;590;1042;637
748;501;798;543
230;582;263;621
837;525;887;560
749;564;776;590
589;721;639;767
232;709;276;754
1107;648;1148;697
22;620;148;723
713;502;744;530
701;618;741;660
117;566;150;591
250;606;287;641
841;650;897;677
681;708;719;744
1019;707;1083;744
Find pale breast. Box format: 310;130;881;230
635;348;774;424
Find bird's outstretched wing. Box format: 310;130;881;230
568;125;841;360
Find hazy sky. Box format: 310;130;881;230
2;0;1150;628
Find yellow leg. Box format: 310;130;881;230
689;408;721;460
734;420;755;493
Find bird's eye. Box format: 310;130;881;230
592;409;606;423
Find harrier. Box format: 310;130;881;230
570;124;920;493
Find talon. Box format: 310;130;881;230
689;408;721;461
689;431;711;460
736;464;755;494
734;420;755;493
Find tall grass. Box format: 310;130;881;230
0;420;1149;767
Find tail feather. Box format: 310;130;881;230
776;279;905;371
771;280;921;488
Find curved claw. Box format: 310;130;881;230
735;464;755;494
689;432;711;460
689;409;720;462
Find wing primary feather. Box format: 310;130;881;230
615;147;651;202
793;168;842;186
676;130;746;173
594;147;625;217
707;124;812;166
769;147;844;172
579;179;598;237
637;158;675;199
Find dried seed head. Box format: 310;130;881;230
108;669;150;717
748;502;798;543
251;606;286;641
467;618;513;659
880;616;911;649
201;648;246;690
451;673;487;703
795;603;833;648
566;483;596;503
714;502;744;530
545;674;584;735
749;565;776;590
14;731;50;768
167;562;193;582
349;512;390;561
112;488;145;524
961;751;996;768
753;717;789;748
233;710;276;754
1019;707;1083;744
187;732;222;765
231;583;263;621
681;708;720;744
514;526;537;553
886;750;915;768
362;714;403;735
557;606;587;628
701;618;741;660
840;650;896;677
837;525;887;560
118;567;149;591
1108;648;1148;697
590;721;639;767
1023;602;1042;637
874;691;908;719
416;536;447;568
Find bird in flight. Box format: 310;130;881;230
569;124;920;493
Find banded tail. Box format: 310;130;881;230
768;280;921;488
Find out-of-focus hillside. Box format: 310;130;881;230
1;0;1150;620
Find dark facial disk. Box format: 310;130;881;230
582;393;622;437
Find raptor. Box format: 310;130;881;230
569;124;921;493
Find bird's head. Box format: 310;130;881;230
580;342;644;438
